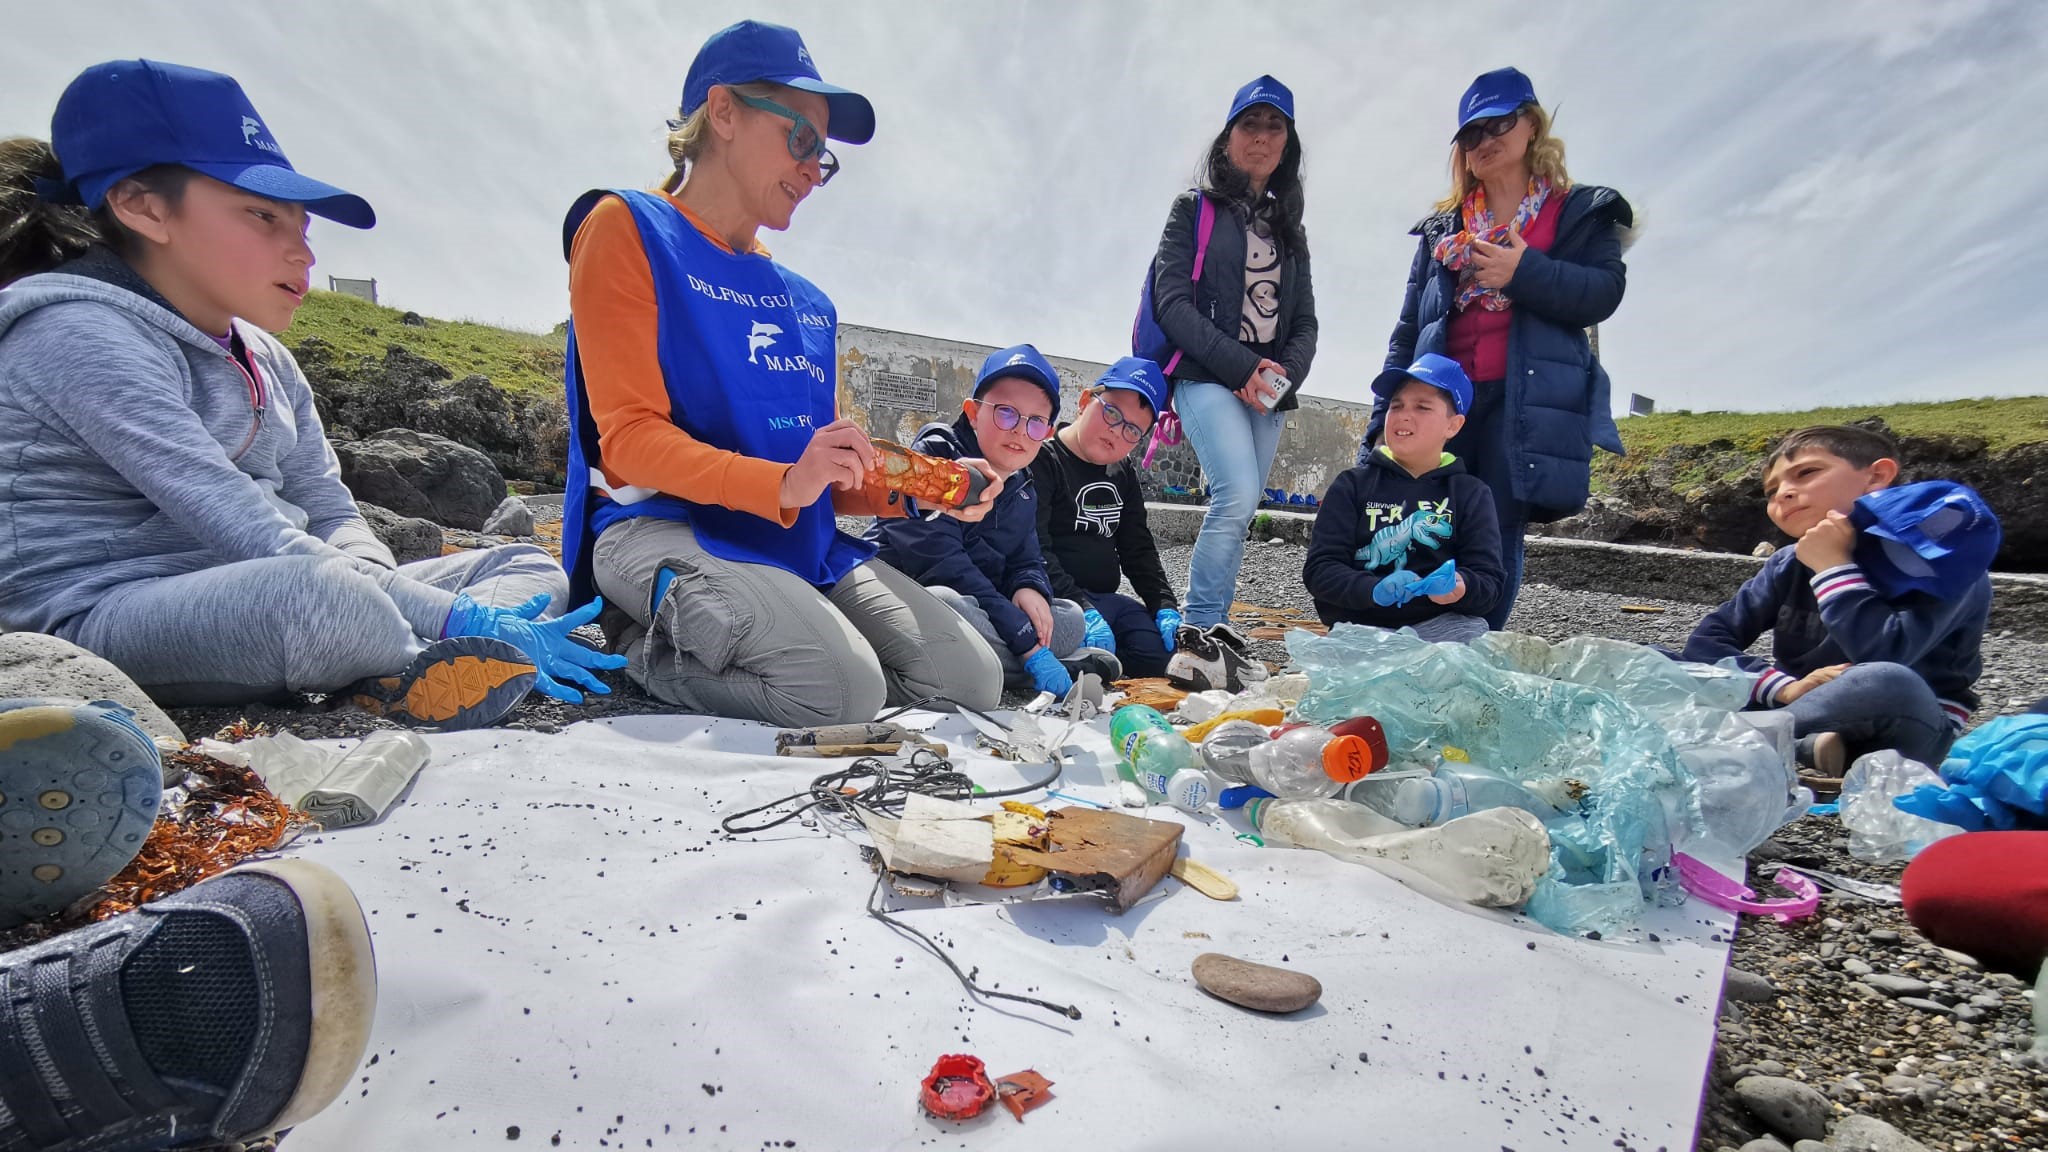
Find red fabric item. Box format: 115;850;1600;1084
1900;831;2048;979
1445;194;1563;384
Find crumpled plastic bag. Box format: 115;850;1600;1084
1472;632;1802;858
1288;625;1705;935
1840;750;1962;861
1894;714;2048;832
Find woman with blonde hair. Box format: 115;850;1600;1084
560;20;1004;728
1361;67;1631;629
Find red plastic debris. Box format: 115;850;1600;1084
918;1054;994;1121
994;1069;1054;1122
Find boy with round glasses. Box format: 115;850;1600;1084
1027;357;1182;678
867;345;1119;697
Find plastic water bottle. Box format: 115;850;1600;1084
1247;797;1552;908
1341;768;1434;822
1198;719;1272;784
1109;705;1207;810
1245;726;1377;800
1393;763;1575;829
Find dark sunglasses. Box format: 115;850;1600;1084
1454;109;1522;151
1096;397;1152;444
731;91;842;186
972;400;1054;441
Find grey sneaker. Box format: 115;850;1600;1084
0;698;163;929
0;859;377;1150
1060;647;1123;685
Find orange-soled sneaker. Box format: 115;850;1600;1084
348;636;536;731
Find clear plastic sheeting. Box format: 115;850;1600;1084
1469;633;1754;717
1289;626;1707;936
1840;750;1963;861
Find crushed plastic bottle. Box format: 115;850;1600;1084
1199;719;1272;784
1245;726;1378;800
1840;750;1962;861
1250;797;1551;908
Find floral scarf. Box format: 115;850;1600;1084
1431;176;1551;312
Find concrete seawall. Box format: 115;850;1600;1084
1141;502;2048;639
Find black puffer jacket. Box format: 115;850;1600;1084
1149;189;1318;411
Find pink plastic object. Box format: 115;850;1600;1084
1673;852;1820;922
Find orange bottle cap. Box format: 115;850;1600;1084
1321;735;1374;783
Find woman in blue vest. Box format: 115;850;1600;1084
1361;67;1632;629
1149;75;1318;635
560;21;1004;728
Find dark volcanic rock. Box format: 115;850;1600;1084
334;429;506;530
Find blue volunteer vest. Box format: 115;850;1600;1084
560;188;873;603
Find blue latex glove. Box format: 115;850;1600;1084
1022;646;1074;698
1081;608;1116;654
442;593;628;704
1155;608;1182;652
1372;560;1459;608
1371;568;1421;608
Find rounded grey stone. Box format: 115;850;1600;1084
1726;967;1780;1003
1895;997;1952;1016
0;632;184;747
1828;1113;1934;1152
1841;958;1873;977
1740;1139;1791;1152
1734;1076;1832;1142
1859;974;1931;998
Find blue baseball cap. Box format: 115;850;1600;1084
975;344;1061;410
1371;353;1473;415
1455;66;1538;136
682;21;874;145
1849;480;2002;601
1228;75;1295;124
43;60;374;228
1093;356;1169;417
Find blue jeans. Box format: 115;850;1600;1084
1091;590;1170;678
1783;661;1956;768
1176;380;1284;627
1444;378;1526;630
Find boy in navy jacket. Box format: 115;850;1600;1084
867;345;1110;698
1304;355;1505;642
1681;425;1991;778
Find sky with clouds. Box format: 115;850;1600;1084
3;0;2043;413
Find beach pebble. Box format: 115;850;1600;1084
1191;953;1321;1014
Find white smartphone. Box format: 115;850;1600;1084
1254;367;1290;411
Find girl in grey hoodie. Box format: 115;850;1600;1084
0;61;622;728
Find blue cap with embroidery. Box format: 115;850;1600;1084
1849;480;2001;601
975;344;1061;410
682;20;874;145
1371;353;1474;415
1094;356;1169;417
1455;66;1538;136
1228;75;1294;123
44;59;374;228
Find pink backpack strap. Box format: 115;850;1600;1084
1190;194;1217;279
1143;194;1217;468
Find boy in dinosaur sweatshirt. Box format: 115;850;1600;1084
1303;354;1506;643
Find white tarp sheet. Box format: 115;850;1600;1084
281;711;1735;1151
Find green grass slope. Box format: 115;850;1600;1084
281;290;565;397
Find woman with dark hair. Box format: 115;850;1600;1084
1150;75;1318;648
1363;67;1631;630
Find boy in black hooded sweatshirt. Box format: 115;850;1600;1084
1303;354;1505;642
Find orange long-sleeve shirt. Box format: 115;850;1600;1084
566;190;899;524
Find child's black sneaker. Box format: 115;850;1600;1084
0;859;377;1150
